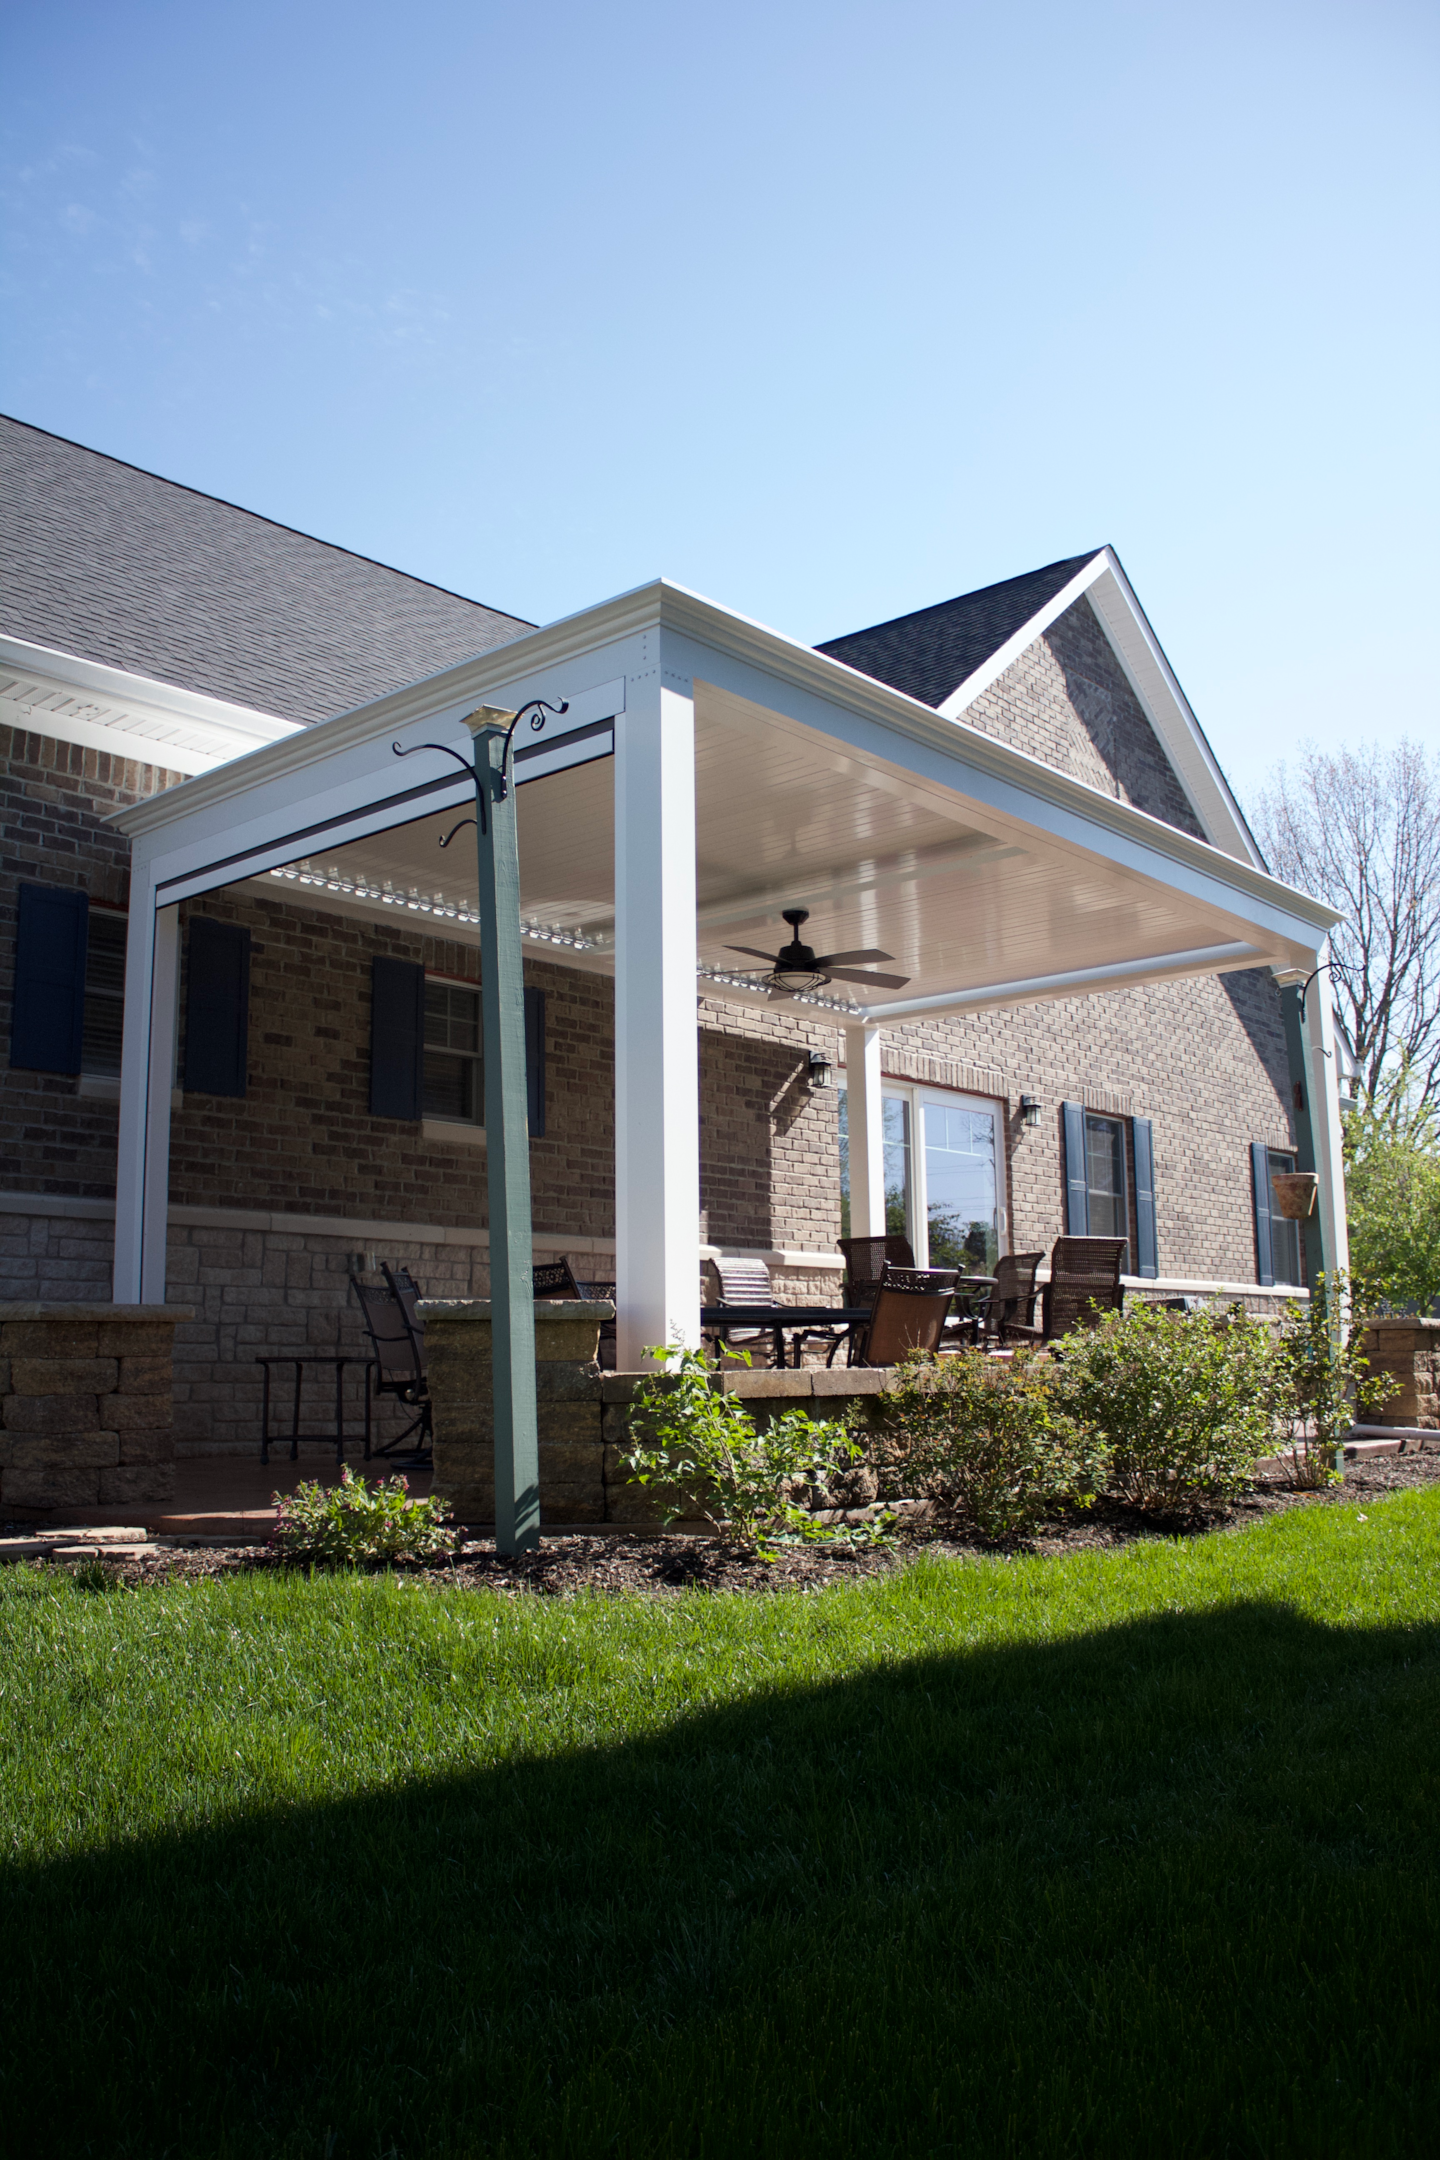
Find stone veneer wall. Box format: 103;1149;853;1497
1358;1318;1439;1429
0;1302;189;1512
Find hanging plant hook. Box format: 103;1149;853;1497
493;699;570;803
438;816;477;851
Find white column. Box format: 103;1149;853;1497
844;1024;885;1237
113;896;179;1304
1305;948;1350;1281
613;663;700;1368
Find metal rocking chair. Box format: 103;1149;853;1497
350;1274;432;1467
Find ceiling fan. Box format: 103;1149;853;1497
723;909;911;1000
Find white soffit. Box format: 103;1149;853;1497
935;549;1263;869
0;632;302;774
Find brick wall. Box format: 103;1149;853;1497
963;595;1207;836
1;723;186;1197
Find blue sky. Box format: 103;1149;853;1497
2;0;1435;803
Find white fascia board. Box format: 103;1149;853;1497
0;632;302;772
932;550;1261;867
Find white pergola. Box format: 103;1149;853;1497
111;576;1345;1364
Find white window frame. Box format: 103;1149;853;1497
841;1078;1009;1267
422;972;485;1130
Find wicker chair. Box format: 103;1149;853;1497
968;1251;1046;1346
1040;1237;1128;1342
838;1234;916;1311
847;1265;958;1368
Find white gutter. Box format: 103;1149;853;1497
858;942;1265;1024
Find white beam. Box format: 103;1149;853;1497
844;1025;885;1238
856;943;1264;1025
1305;946;1350;1280
613;664;700;1367
114;895;178;1303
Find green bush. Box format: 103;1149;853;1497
270;1465;457;1565
1345;1071;1440;1315
1054;1303;1275;1510
1271;1271;1396;1487
881;1348;1106;1540
621;1345;869;1555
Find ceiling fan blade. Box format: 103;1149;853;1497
812;948;894;968
724;946;781;963
824;967;911;990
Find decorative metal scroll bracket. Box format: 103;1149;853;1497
393;697;568;835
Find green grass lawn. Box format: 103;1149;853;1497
2;1493;1437;2159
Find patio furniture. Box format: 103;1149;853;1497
963;1252;1045;1347
1037;1236;1128;1343
533;1257;584;1299
700;1298;873;1369
256;1354;374;1466
846;1265;959;1367
350;1275;433;1466
838;1234;917;1312
708;1256;782;1363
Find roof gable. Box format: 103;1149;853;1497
815;551;1102;709
0;415;533;723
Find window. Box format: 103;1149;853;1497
1083;1113;1128;1243
81;909;126;1077
423;980;483;1124
841;1081;1006;1270
1268;1149;1303;1287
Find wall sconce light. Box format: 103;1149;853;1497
808;1051;834;1089
1020;1094;1042;1129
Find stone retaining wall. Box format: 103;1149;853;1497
1358;1317;1439;1429
0;1302;192;1513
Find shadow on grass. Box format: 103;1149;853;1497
4;1600;1438;2159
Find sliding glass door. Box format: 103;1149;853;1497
841;1083;1006;1270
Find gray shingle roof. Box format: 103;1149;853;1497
0;415;534;722
816;550;1103;709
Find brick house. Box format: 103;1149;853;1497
1;415;1346;1452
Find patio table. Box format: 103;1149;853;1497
700;1303;872;1369
256;1354;375;1465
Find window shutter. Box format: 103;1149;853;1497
1062;1101;1089;1235
184;917;251;1098
1251;1141;1275;1287
1132;1117;1158;1278
10;883;88;1074
370;956;424;1120
524;986;546;1137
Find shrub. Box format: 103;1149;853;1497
1271;1271;1396;1488
1053;1303;1276;1510
881;1348;1106;1540
271;1465;457;1565
621;1345;869;1555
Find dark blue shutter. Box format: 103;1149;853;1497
524;986;546;1137
184;917;250;1097
370;956;424;1120
10;883;88;1074
1062;1101;1089;1235
1132;1116;1158;1278
1251;1141;1275;1287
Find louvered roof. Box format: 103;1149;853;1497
0;414;533;723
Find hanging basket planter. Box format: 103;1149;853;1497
1271;1170;1319;1220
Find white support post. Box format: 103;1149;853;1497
1304;950;1350;1281
113;897;179;1304
844;1024;885;1238
613;663;700;1369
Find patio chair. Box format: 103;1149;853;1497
707;1254;778;1365
838;1234;917;1310
964;1251;1046;1348
1040;1236;1128;1343
847;1265;959;1368
574;1274;619;1369
350;1275;432;1466
533;1257;584;1299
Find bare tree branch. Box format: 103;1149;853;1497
1252;740;1440;1107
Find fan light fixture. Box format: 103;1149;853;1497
723;909;911;1001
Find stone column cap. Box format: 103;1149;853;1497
418;1298;616;1322
0;1302;196;1323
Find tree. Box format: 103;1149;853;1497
1344;1067;1440;1314
1253;740;1440;1107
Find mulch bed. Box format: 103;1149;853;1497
16;1445;1440;1597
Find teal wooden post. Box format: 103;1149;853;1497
1280;983;1328;1289
467;713;539;1555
